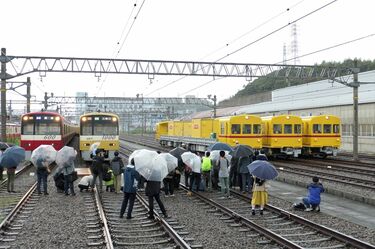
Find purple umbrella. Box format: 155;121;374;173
247;160;278;180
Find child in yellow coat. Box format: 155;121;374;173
251;177;268;215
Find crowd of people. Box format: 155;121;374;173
8;145;322;220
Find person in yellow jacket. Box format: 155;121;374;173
103;167;115;192
201;151;212;192
251;177;268;215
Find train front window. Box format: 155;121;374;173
313;124;322;133
284;124;292;134
333;124;340;134
273;124;282;134
324;124;332;133
22;123;33;135
294;124;302;134
93;116;118;135
231;124;240;134
253;124;261;134
35;122;60;135
242;124;251;134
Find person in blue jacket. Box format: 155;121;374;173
303;176;325;211
120;158;140;219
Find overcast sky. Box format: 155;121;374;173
2;0;375;111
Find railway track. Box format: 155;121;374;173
118;139;375;249
186;188;375;249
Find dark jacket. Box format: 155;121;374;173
238;156;251;174
256;154;268;161
307;182;325;205
91;155;104;174
145;180;161;196
111;156;124;175
123;164;140;193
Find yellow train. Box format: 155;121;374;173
79;112;120;161
156;115;263;152
301;115;341;158
156;114;341;158
261;115;302;158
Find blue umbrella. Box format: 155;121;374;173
230;144;254;158
207;142;233;152
0;146;26;168
247;160;278;180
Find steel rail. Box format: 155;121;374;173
232;191;375;249
182;185;304;249
0;182;36;230
93;189;114;249
136;193;192;249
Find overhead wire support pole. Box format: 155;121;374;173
1;48;7;142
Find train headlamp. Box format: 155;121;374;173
112;117;117;122
55;116;60;121
23;116;29;121
82;117;87;122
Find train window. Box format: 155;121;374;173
313;124;322;134
323;124;331;133
35;122;60;135
253;124;261;134
273;124;282;134
284;124;292;134
333;124;340;134
220;123;225;135
294;124;302;134
242;124;251;134
22;123;34;135
231;124;241;134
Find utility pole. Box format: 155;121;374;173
1;48;7;142
207;94;217;118
26;77;31;113
352;60;359;161
43;92;54;110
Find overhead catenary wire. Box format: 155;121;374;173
145;0;305;97
146;0;337;97
95;0;146;97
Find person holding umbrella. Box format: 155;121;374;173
0;146;26;193
247;160;278;215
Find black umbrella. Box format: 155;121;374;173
207;142;233;152
230;144;254;158
169;147;187;167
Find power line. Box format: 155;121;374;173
95;0;147;97
148;0;337;95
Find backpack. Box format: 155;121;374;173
103;170;112;181
111;159;123;175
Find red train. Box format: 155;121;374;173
20;111;79;159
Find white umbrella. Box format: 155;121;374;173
181;152;201;172
90;142;101;155
56;146;77;166
30;145;57;166
129;149;168;181
158;153;178;172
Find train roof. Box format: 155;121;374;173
80;112;119;118
21;111;62;117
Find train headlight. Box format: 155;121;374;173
314;138;318;142
82;117;87;122
28;143;31;147
257;139;260;142
274;139;278;142
298;138;301;142
55;116;60;121
23;116;29;121
112;117;117;122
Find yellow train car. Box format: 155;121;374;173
168;121;184;136
155;121;168;141
183;121;192;137
301;115;341;157
261;115;302;157
79;112;119;161
191;118;215;138
216;114;262;149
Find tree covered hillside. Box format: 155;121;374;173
232;59;375;98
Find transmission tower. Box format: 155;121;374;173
290;23;299;65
